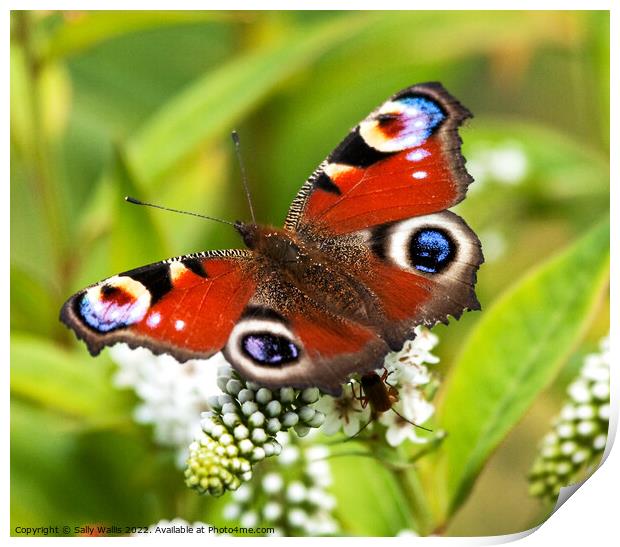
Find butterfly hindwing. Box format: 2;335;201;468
355;211;483;341
60;250;256;361
285;82;472;235
223;301;389;396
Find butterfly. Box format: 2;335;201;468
60;82;483;396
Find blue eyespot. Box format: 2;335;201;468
80;293;128;332
399;96;445;137
242;333;300;366
408;228;455;273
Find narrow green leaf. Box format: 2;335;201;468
126;14;373;182
424;219;609;522
10;266;56;337
11;333;132;425
107;145;170;273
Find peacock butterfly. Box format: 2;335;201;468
60;82;483;396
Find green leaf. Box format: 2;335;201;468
107;145;170;273
10;266;56;337
330;455;415;535
422;218;609;523
126;13;373;182
11;399;169;531
44;10;236;61
10;333;132;426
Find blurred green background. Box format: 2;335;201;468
11;10;609;536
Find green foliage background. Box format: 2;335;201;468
10;10;609;536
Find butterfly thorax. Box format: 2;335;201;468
235;222;305;264
235;221;379;324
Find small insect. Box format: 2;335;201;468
349;369;432;437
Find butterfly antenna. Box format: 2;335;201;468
231;130;257;224
125;196;236;226
390;407;433;432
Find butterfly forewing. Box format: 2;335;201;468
285;82;473;235
60;250;256;361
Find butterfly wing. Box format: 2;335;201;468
60;250;257;361
285;82;472;235
222;300;389;396
278;82;483;370
354;210;483;345
218;212;482;396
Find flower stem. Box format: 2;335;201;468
393;466;434;536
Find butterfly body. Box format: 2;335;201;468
61;82;483;396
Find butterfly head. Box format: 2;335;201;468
235;222;303;264
234;220;259;249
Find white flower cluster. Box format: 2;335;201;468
222;434;339;536
110;344;222;467
185;363;325;496
316;326;439;446
529;336;610;502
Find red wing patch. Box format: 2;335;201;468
133;260;255;356
60;252;256;361
303;135;463;234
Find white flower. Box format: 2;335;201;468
110;344;222;466
224;434;339;536
222;503;241;520
262;472;284;494
286;481;307;503
487;144;528;185
240;511;258;528
232;483;252;503
287;508;307;527
384;326;439;385
529;335;609;502
317;328;439;444
263;501;283;521
279;445;300;466
380;393;434;447
467;142;529;190
315;383;370;437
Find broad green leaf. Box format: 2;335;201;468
126;13;373;182
11;333;132;426
421;219;609;523
11;400;169;532
44;10;236;61
330;455;415;535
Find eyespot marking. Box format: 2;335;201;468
408;228;455;273
360;95;446;152
78;275;151;332
241;332;300;366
